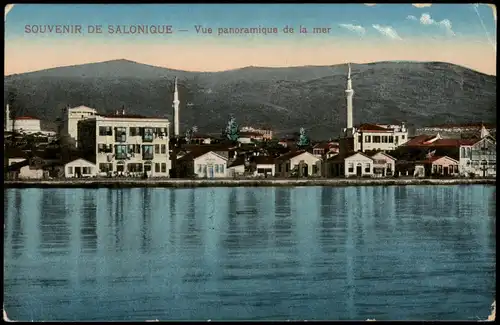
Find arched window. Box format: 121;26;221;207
460;147;465;158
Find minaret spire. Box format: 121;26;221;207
345;62;354;130
5;104;10;131
173;77;180;137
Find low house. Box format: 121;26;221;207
275;150;322;178
425;156;460;177
253;156;276;177
65;158;98;178
178;150;229;178
371;152;397;177
344;152;374;177
227;155;276;177
5;157;48;180
5;147;29;167
227;156;246;177
325;152;374;178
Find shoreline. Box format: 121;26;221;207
3;178;496;188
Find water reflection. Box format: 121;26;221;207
3;185;496;321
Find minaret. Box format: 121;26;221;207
173;77;180;137
5;104;10;131
345;63;354;130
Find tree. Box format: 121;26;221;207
297;127;310;147
223;116;239;142
184;125;198;144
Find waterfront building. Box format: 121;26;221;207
64;158;98;178
60;105;98;147
77;113;171;177
178;151;229;178
325;152;374;178
371;151;397;177
425;156;460;177
275;150;322;178
228;155;276;177
458;127;496;177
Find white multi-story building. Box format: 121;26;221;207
77;113;171;177
351;123;409;152
61;105;98;146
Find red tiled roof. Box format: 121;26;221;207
99;114;166;120
357;123;393;132
404;135;479;147
15;116;39;120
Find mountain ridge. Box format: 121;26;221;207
4;60;496;140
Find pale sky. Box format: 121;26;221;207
4;4;497;75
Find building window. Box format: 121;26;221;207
348;163;354;173
155;144;160;154
127;163;143;172
285;164;289;172
99;163;113;172
365;163;370;173
365;135;371;143
155;163;161;173
143;128;154;142
197;164;202;173
115;127;127;142
358;135;362;143
67;166;73;175
373;136;381;143
437;165;443;173
220;165;225;174
402;135;405;140
129;127;140;136
215;164;219;173
313;165;318;174
278;164;282;172
115;145;128;160
161;144;166;154
161;163;167;173
382;136;388;143
99;126;112;136
98;144;113;153
142;145;154;160
144;162;152;172
388;136;394;143
82;167;92;175
116;163;125;172
203;165;207;174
